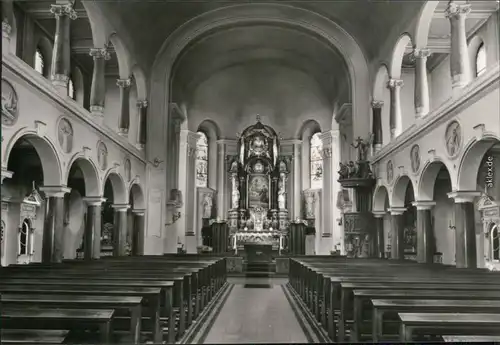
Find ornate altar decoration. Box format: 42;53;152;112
228;116;289;251
339;134;377;257
478;195;500;271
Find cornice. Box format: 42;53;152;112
371;63;500;164
2;53;146;165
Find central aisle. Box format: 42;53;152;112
203;281;309;344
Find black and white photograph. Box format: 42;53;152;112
1;0;500;344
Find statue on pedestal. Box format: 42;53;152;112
202;194;213;218
350;134;373;162
232;189;240;209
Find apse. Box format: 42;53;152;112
171;24;350;138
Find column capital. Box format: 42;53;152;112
412;200;436;210
445;2;471;19
137;100;148;108
116;78;132;88
1;168;13;184
372;211;387;218
413;48;431;59
82;196;107;206
131;209;145;216
2;19;12;37
111;204;130;212
388;207;406;215
447;191;482;203
50;3;78;20
371;100;384;108
319;129;340;147
387;78;404;89
39;185;71;198
321;147;333;159
89;47;111;60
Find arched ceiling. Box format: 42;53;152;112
172;25;347;105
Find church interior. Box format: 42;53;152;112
1;0;500;343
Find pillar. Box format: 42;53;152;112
292;141;302;219
448;191;481;268
82;197;105;260
112;204;130;256
387;79;403;139
388;207;406;259
446;1;472;91
412;201;436;263
131;209;145;256
216;140;227;218
319;130;342;254
39;186;71;263
2;0;13;54
373;211;386;258
178;130;198;253
0;169;13;263
89;47;111;117
413;48;431;118
117;78;132;136
371;100;383;153
136;100;148;150
49;2;77;93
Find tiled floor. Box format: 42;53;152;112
203;278;308;344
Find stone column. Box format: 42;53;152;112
387;78;403;139
216;140;227;218
446;1;472;91
2;1;14;54
131;209;145;256
39;186;71;263
448;191;481;268
112;204;130;256
388;207;406;260
117;78;132;136
89;47;111;117
178;130;198;253
371;100;384;153
292;141;302;219
49;2;77;94
373;211;386;258
82;197;105;260
136;100;148;150
319;130;342;254
413;48;431;118
412;201;436;263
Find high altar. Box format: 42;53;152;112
227;117;289;255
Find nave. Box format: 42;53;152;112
2;254;500;344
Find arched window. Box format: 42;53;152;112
34;48;45;75
476;42;486;77
310;132;323;189
68;78;75;100
492;224;499;261
18;219;33;256
195;131;208;188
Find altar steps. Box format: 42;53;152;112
244;261;275;278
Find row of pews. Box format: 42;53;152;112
288;256;500;342
0;254;227;344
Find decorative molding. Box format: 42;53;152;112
116;78;132;88
371;100;384;109
50;3;78;20
371;63;500;164
387;78;404;88
89;47;111;60
1;53;146;164
445;2;471;19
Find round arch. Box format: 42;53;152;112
35;36;53;77
129;183;145;210
457;136;500;191
4;132;62;186
102;171;128;204
131;64;148;100
468;35;486;77
65;156;101;197
418;159;453;201
108;33;132;79
389;33;413;79
373;184;389;212
373;63;390;100
413;1;440;49
71;66;85;106
80;1;113;48
150;3;370;141
197;119;221;140
391;174;415;208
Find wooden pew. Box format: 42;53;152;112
1;294;143;344
398;313;500;341
442;335;500;342
0;307;114;343
371;299;500;342
0;329;69;345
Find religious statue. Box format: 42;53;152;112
410;145;420;173
2;79;18;126
338;162;349;179
347;161;358;178
97;142;108;170
230;160;238;174
202;194;213;218
278;190;286;209
351;134;373;162
232;189;240;209
304;192;316;218
279;159;287;173
445;121;461;157
57;118;73;154
124;159;131;182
